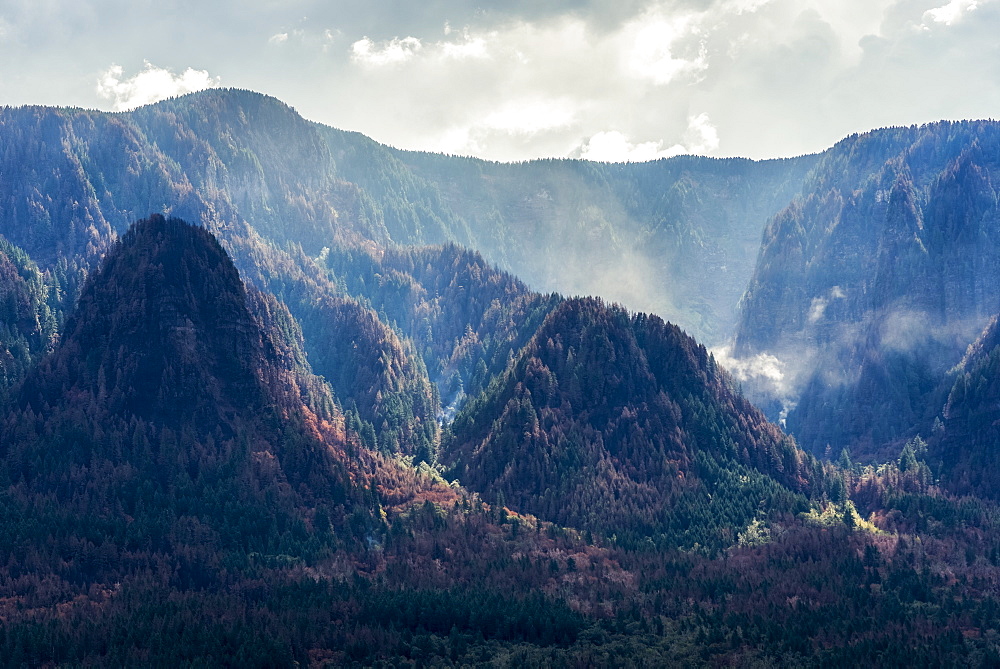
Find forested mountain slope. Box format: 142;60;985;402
321;125;817;343
0;89;816;345
925;314;1000;498
317;243;561;416
733;121;1000;458
5;92;1000;664
0;237;58;389
445;297;818;551
0;215;376;581
0;216;643;664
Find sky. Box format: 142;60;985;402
1;0;998;162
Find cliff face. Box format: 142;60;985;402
732;121;1000;457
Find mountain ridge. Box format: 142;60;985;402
732;119;1000;458
444;296;816;551
7;90;1000;663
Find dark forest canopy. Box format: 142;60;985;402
4;214;1000;665
4;91;1000;663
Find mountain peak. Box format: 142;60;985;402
21;214;262;430
4;215;370;555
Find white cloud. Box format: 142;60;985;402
269;32;289;45
482;99;575;135
432;98;577;156
440;33;490;60
712;345;786;386
351;36;423;67
579;114;719;162
684;112;719;153
5;0;1000;165
807;286;846;323
624;12;707;85
95;62;220;111
711;342;817;425
807;297;827;323
229;0;1000;163
579;131;677;162
335;10;723;161
351;30;488;68
726;0;774;15
923;0;981;26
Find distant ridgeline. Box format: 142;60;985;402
0;88;817;348
4;92;1000;664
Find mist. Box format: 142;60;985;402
723;298;993;454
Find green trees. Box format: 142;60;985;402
1;216;378;575
6;91;1000;665
445;297;814;551
736;120;1000;461
0;236;58;390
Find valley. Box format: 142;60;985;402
3;90;1000;665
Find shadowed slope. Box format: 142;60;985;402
446;297;817;550
1;215;371;573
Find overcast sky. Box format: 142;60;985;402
1;0;998;162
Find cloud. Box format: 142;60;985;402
578;114;719;162
95;62;220;111
923;0;982;26
726;0;774;15
807;297;827;324
1;0;986;164
326;1;892;161
624;11;707;85
684;113;719;153
351;36;423;67
337;1;1000;163
434;98;577;156
712;345;786;386
334;8;732;162
807;286;846;323
349;30;491;70
482;99;576;135
439;29;491;60
579;131;677;162
711;344;801;423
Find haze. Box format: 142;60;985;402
2;0;998;162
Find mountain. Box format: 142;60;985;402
317;242;561;416
7;90;1000;664
732;121;1000;458
9;215;994;666
923;314;1000;498
0;89;817;347
321;125;818;343
2;215;373;571
445;297;818;551
0;215;637;665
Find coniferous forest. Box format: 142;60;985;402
5;90;1000;665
